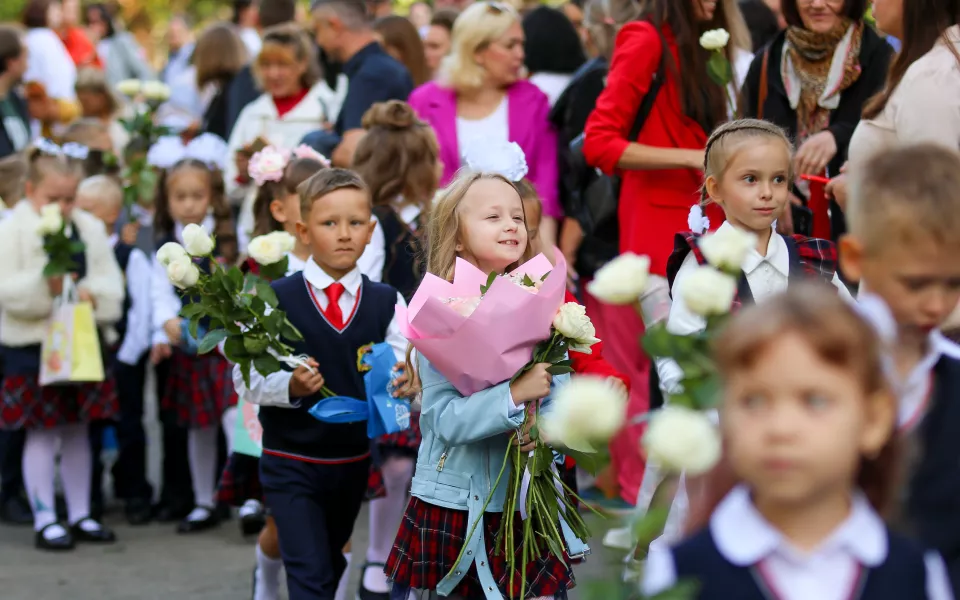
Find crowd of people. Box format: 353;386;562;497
1;0;960;599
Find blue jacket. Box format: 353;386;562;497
411;356;588;598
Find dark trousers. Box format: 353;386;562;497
0;429;25;503
261;452;369;600
156;358;193;509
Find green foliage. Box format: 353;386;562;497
42;224;84;277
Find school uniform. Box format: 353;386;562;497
150;220;237;430
643;485;954;600
641;222;853;547
0;202;124;431
236;259;407;600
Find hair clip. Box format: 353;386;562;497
249;145;292;186
462;138;529;182
61;142;90;160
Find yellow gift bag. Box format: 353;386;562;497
39;277;105;386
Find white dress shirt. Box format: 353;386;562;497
110;234;152;365
656;223;853;395
150;216;216;346
643;485;954;600
355;201;422;284
233;260;409;408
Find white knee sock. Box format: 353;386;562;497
22;428;59;532
254;543;282;600
187;427;218;511
334;551;352;600
365;457;414;593
222;406;237;453
59;423;93;526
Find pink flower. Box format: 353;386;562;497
293;144;332;168
249;146;291;186
442;296;482;318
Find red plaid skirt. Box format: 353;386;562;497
386;497;574;599
216;452;263;506
0;374;118;430
161;349;237;429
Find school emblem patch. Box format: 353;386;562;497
356;343;375;372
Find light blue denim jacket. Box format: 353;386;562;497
411;357;589;599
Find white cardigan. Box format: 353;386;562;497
225;77;348;251
0;201;124;347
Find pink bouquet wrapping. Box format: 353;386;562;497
396;253;566;395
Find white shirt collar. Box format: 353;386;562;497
718;222;789;277
711;485;887;567
302;258;362;295
174;214;215;244
397;202;421;229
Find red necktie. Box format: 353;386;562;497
324;283;346;329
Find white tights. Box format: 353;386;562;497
188;426;218;509
364;456;415;593
22;424;92;531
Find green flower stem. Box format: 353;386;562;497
450;441;511;574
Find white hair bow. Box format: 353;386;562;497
461;138;529;182
35;138;90;161
146;133;228;171
687;204;710;234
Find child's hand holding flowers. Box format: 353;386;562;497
37;203;84;279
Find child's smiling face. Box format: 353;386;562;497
722;332;894;509
456;178;528;275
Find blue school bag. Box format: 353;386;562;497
307;342;411;437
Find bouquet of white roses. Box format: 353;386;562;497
157;225;306;387
116;79;173;219
37;204;84;277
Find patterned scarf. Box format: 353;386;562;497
783;19;864;141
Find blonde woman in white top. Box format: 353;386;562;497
226;24;347;253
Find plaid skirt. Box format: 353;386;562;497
161;349;237;429
216;452;263;506
0;374;118;430
386;497;574;599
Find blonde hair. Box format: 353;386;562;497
847;144;960;256
439;1;520;92
700;118;793;205
77;174;122;209
426;169;536;281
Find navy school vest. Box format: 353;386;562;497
671;527;928;600
906;355;960;595
373;205;424;303
1;221;90;375
258;272;398;461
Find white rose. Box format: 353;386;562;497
698;226;757;272
248;233;286;265
116;79;142;97
156;241;188;267
642;406;721;475
679;266;737;316
182;224;215;256
585;253;650;305
36;203;63;235
542;375;627;452
268;230;296;254
166;255;200;289
699;28;730;51
553;302;600;353
142;80;171;102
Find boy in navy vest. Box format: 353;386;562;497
76;176;155;525
841;144;960;596
234;168;408;600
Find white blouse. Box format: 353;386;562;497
643;485;954;600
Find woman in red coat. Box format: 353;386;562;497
581;0;749;508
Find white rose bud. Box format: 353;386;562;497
699;28;730;51
142;80;171;102
182;224;215;256
36;203;63;235
116;79;142;97
156;241;188;267
248;233;286;265
642;406;721;475
698;226;757;272
585;253;650;305
553;302;600;353
166;255;200;289
542;375;627;452
268;230;296;254
679;266;737;316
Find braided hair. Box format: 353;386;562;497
700;118;793;206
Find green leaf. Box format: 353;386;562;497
632;507;670;549
540;271;550;282
648;578;701;600
560;448;598;475
243;336;271;355
281;318;304;342
179;303;206;319
255;281;279;307
197;329;229;354
223;335;249;362
521;273;535;287
240;360;253;389
227;268;244;293
68;240;86;254
479;271;498;295
242;273;259;294
546;365;574;375
253;353;282;376
189;318;199;340
706;51;732;85
258;259;287;283
688;375;722;411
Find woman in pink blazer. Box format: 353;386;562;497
407;1;561;246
